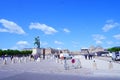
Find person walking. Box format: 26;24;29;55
84;54;87;60
43;48;45;60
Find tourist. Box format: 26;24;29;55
10;56;13;61
88;54;93;60
84;54;87;60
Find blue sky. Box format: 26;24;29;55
0;0;120;51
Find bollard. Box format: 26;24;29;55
51;56;53;59
12;58;15;64
60;57;64;64
56;58;59;63
16;57;19;63
64;59;69;70
47;56;49;59
29;57;31;61
36;57;41;62
60;59;63;64
93;60;97;70
30;57;32;61
76;59;82;68
3;59;7;65
108;61;113;70
19;58;22;63
24;57;27;63
30;57;34;61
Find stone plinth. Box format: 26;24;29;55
32;48;41;59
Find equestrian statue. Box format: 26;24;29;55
34;36;40;48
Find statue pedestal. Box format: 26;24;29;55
32;48;41;59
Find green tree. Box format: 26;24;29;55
108;47;120;52
0;49;3;56
0;49;32;56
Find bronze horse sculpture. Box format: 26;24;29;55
34;36;40;48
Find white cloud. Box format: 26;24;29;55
106;41;113;45
29;23;57;35
102;20;119;32
0;19;25;34
72;41;79;45
113;34;120;40
81;47;88;49
96;40;103;44
56;47;62;50
116;42;120;45
63;28;70;33
16;41;29;49
40;41;48;46
92;34;105;41
10;41;30;50
16;41;29;46
92;34;105;44
54;40;63;45
72;41;79;48
10;46;18;50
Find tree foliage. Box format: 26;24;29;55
107;47;120;52
0;49;32;57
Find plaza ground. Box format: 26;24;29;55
0;55;120;80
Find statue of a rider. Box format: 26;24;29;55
34;36;40;48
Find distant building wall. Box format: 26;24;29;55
61;49;70;53
80;49;89;54
23;48;71;55
71;51;80;55
80;46;105;54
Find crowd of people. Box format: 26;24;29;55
84;54;93;60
